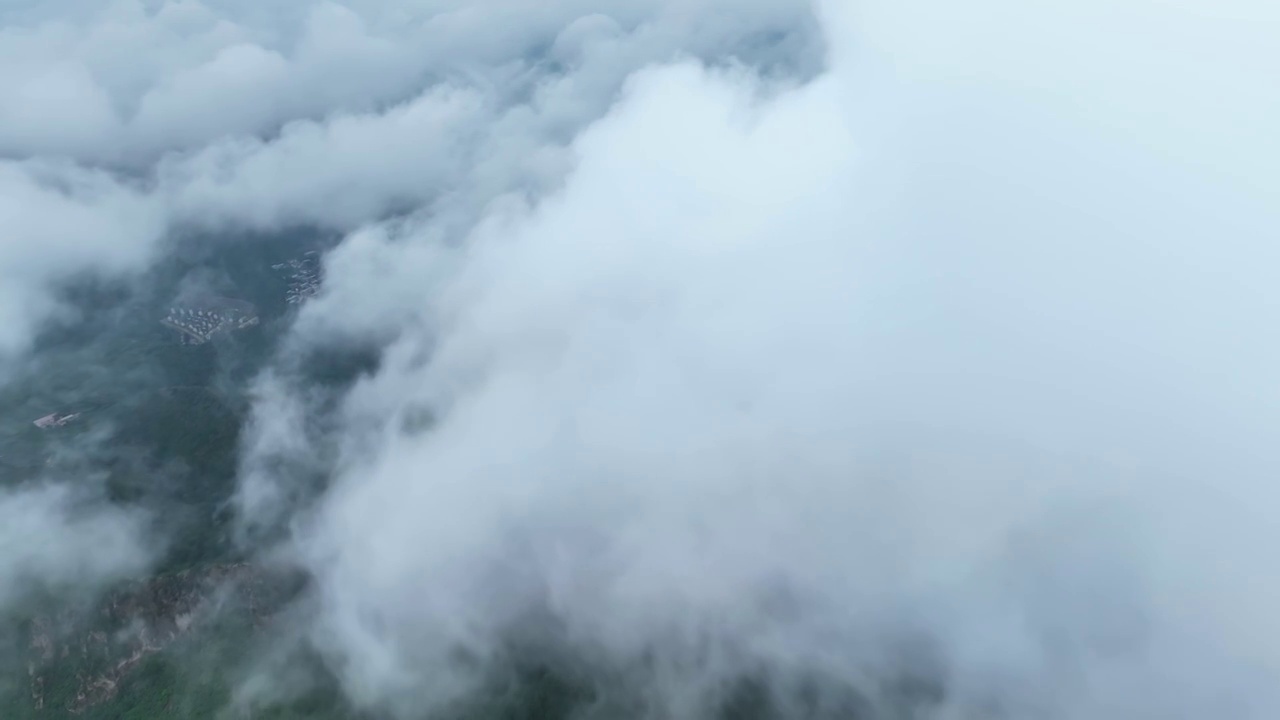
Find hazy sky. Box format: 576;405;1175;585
2;0;1279;718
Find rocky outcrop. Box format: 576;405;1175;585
26;563;303;714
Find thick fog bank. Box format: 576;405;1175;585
236;1;1280;718
0;0;1277;718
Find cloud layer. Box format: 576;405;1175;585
2;0;1278;717
0;0;824;702
262;1;1280;717
0;0;821;362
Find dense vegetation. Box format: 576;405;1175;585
0;233;344;719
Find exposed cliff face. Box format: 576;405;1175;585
24;563;303;715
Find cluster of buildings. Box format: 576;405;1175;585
161;298;260;345
272;251;322;305
33;412;80;429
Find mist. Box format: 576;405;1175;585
271;2;1280;718
229;1;1280;718
1;0;1277;717
0;483;152;612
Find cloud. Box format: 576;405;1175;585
0;483;153;611
0;9;818;671
0;0;822;362
0;0;821;166
0;159;163;361
0;4;819;707
0;0;1276;717
228;0;1280;717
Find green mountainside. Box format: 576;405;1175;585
0;234;351;719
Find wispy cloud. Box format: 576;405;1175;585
0;483;152;611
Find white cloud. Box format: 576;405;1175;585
242;0;1280;716
0;159;163;360
0;0;819;360
0;483;153;610
0;0;820;166
1;0;1276;716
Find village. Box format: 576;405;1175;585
161;297;260;345
272;250;323;305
